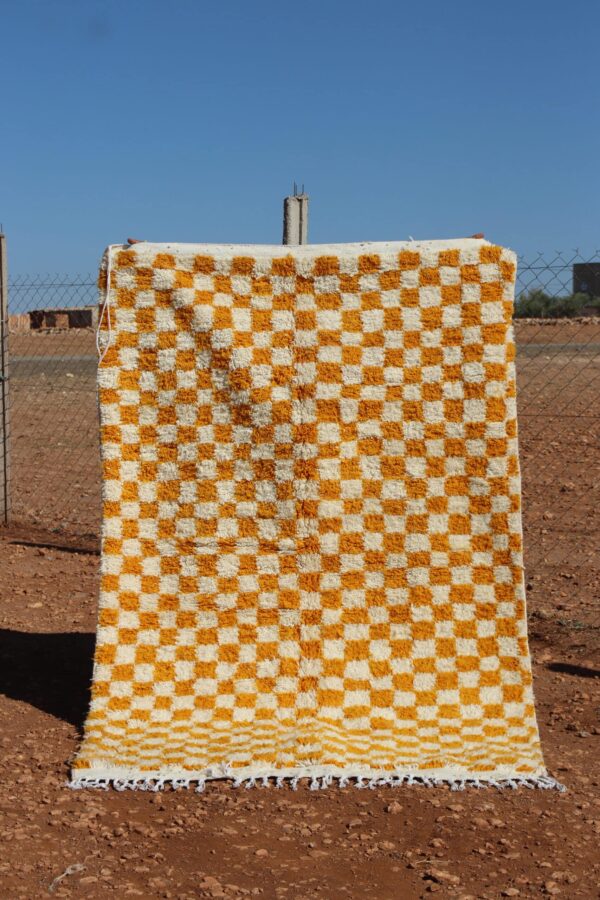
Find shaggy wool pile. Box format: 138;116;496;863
71;238;560;791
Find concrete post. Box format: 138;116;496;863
0;234;10;525
283;191;309;245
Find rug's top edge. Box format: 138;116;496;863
106;237;507;257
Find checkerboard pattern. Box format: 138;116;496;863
72;238;549;787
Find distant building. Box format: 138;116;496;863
573;263;600;315
573;262;600;297
28;305;98;331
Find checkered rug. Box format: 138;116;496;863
71;238;561;791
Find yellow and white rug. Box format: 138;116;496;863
71;238;561;791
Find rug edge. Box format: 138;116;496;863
69;766;565;793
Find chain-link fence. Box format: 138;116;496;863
0;246;598;586
0;266;101;539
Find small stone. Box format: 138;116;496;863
425;868;460;885
254;849;269;858
385;801;403;814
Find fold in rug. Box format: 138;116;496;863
71;238;562;791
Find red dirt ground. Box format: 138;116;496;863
0;522;598;899
0;319;599;898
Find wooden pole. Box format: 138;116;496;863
0;234;10;525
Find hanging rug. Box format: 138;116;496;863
71;238;562;792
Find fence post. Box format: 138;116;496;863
0;233;10;525
283;186;309;245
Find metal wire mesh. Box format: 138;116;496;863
0;252;598;597
2;272;101;538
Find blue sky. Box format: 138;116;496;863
1;0;599;274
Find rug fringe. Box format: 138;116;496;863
68;773;566;793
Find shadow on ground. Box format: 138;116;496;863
547;661;600;679
0;629;95;728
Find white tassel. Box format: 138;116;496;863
67;771;566;793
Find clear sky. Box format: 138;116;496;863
1;0;599;275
